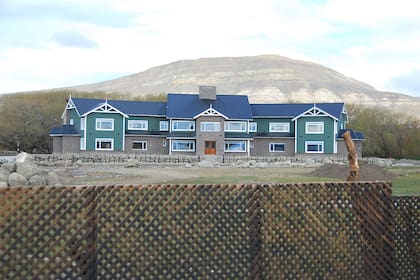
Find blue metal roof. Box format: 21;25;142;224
108;100;166;116
316;103;345;119
251;104;312;117
70;96;343;120
166;94;253;119
337;129;365;140
50;125;80;135
71;98;104;115
71;98;166;116
251;103;344;119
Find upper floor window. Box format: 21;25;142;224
80;117;85;130
224;121;247;132
249;122;257;132
269;122;289;132
96;118;114;131
69;118;74;125
128;120;148;130
200;122;221;132
160;121;169;131
305;122;324;134
172;120;195;131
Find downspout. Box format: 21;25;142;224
122;116;126;151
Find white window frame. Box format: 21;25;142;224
80;117;85;130
305;122;324;134
95;138;114;151
172;140;195;152
200;122;221;132
305;141;324;153
160;121;169;131
224;141;247;152
96;118;114;131
172;120;195;131
80;138;86;150
224;121;247;132
269;122;290;133
132;140;147;151
128;120;148;130
69;118;74;125
269;143;285;153
249;122;257;132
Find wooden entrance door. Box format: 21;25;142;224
205;141;216;155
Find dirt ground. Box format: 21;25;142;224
310;161;396;181
51;160;396;186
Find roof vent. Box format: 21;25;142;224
199;85;216;100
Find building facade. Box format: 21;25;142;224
50;87;364;156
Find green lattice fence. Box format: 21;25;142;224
0;183;418;279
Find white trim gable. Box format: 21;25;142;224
292;105;339;121
61;96;81;119
81;100;129;118
193;105;228;119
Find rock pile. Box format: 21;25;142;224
0;152;60;187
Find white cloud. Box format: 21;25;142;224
1;0;420;96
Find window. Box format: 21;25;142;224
96;118;114;131
224;122;247;132
80;117;85;130
80;138;85;150
249;122;257;132
172;140;195;152
172;121;195;131
160;121;169;131
269;122;290;132
95;138;113;151
133;140;147;150
200;122;220;132
128;120;148;130
305;141;324;153
224;141;247;152
69;118;74;125
305;122;324;134
269;143;285;152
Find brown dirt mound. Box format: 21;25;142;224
310;161;395;181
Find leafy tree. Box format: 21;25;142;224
0;90;168;153
347;104;420;159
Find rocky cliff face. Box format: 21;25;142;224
71;55;419;117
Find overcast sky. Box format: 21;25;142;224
1;0;419;97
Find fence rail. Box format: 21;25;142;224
0;183;418;279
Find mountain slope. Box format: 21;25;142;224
70;55;419;117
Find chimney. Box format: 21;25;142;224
199;85;217;100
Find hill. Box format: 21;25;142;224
67;54;418;117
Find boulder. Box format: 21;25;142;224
8;172;28;186
1;162;16;173
15;152;33;164
0;182;8;187
46;172;59;186
16;162;39;180
0;169;9;183
28;175;47;187
126;159;140;168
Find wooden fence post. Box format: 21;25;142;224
344;131;359;181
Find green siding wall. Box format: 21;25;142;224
125;116;166;133
255;118;294;134
296;116;335;153
68;109;81;131
85;113;124;151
